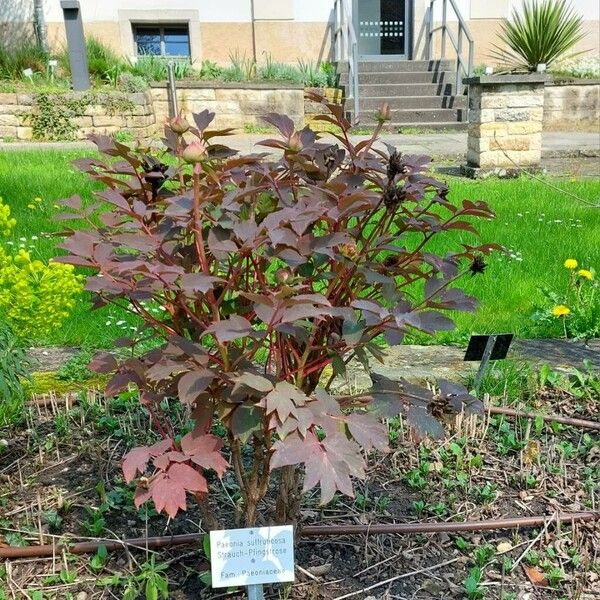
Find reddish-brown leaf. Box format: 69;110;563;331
260;381;308;422
261;113;295;138
178;369;214;404
271;431;366;505
105;372;133;397
346;413;389;452
167;463;208;493
148;473;187;518
88;352;118;374
123;447;152;483
123;438;172;482
179;273;224;294
181;430;228;477
203;315;252;343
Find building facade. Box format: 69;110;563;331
2;0;598;67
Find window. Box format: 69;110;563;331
134;25;190;58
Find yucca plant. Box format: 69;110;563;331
491;0;586;71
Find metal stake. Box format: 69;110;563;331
473;334;497;394
167;62;178;117
247;584;264;599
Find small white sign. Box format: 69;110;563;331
210;525;295;588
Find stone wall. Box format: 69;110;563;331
544;80;600;128
0;91;155;141
0;84;310;141
150;83;305;130
304;87;344;130
464;75;547;172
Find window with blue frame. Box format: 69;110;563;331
134;25;190;58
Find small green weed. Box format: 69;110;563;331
101;555;169;600
42;509;63;533
455;536;471;552
412;499;427;515
463;566;485;599
81;507;106;536
56;349;94;382
473;544;496;567
90;545;109;573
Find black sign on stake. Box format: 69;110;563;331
464;334;514;393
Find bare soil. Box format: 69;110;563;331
1;385;598;599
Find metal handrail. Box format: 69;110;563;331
427;0;473;96
334;0;359;120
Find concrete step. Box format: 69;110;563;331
356;82;456;97
348;108;467;125
356;59;455;73
358;71;456;85
395;121;468;130
339;70;455;86
357;71;456;85
359;95;467;110
352;120;468;131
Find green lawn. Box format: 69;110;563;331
0;149;140;347
0;149;599;348
425;175;600;343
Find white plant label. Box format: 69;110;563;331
210;525;295;588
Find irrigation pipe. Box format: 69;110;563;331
488;405;600;431
337;393;600;431
1;511;597;560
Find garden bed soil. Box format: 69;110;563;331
1;380;598;599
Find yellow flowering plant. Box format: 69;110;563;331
0;197;84;341
564;258;578;270
533;258;599;340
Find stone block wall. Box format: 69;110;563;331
544;81;600;128
465;75;547;170
0;91;155;141
150;83;305;130
304;87;344;130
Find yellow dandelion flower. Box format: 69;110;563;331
577;269;593;280
27;204;36;209
552;305;571;317
34;197;42;203
564;259;578;269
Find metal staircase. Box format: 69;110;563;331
334;0;474;130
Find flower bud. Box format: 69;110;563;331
288;132;303;153
376;102;391;123
276;268;291;284
182;141;207;164
169;114;190;135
